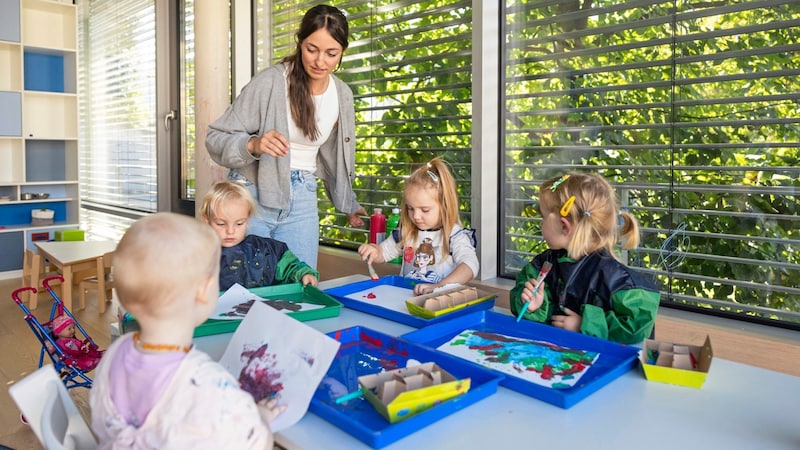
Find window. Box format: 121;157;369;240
78;0;201;231
254;0;473;249
78;0;158;233
501;1;800;327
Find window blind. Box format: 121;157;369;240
256;0;473;249
77;0;157;222
501;0;800;326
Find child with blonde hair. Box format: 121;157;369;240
90;212;284;448
510;173;659;344
200;181;319;290
359;158;478;295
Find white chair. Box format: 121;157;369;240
8;365;98;450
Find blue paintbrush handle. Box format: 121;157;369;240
515;283;542;323
516;300;531;322
335;389;364;404
515;262;552;323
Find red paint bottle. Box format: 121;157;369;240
369;208;387;244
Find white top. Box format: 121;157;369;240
287;74;339;172
379;225;479;283
91;333;271;449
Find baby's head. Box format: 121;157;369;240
113;212;221;321
200;181;255;248
51;315;75;339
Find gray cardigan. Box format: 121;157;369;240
205;63;361;215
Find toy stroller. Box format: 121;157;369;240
12;275;104;390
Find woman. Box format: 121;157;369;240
206;4;366;269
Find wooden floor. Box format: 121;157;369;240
0;277;114;450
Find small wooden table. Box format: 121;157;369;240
34;240;118;311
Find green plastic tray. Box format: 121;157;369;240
121;284;342;338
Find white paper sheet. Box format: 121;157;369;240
212;283;323;320
344;284;414;313
218;301;340;431
437;329;599;389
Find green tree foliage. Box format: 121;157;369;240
288;1;473;246
502;0;800;324
269;1;799;325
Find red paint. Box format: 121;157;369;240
540;365;555;380
385;346;409;357
360;331;383;348
378;357;400;370
369;208;387;244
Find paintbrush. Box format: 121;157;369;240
335;388;365;404
366;257;379;281
367;262;379;281
516;261;553;323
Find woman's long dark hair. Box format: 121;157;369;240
282;5;349;140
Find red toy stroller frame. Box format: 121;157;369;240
12;275;102;390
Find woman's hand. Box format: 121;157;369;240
249;130;288;157
347;206;367;227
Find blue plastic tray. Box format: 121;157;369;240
402;310;639;409
323;276;495;328
309;326;504;449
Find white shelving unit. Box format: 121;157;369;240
0;0;79;273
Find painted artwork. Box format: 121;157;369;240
218;301;340;431
344;284;415;313
212;283;323;320
437;329;599;389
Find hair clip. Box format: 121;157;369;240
560;195;576;217
550;174;570;192
425;163;439;183
583;211;591;217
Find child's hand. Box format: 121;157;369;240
520;278;546;313
551;308;582;333
358;243;384;265
301;274;318;287
413;283;437;296
257;398;287;424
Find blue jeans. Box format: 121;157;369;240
234;170;320;269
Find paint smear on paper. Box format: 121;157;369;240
239;343;284;402
437;329;599;389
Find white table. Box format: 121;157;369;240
195;276;800;450
34;240;118;311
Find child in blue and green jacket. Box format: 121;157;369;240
201;181;319;290
510;173;659;345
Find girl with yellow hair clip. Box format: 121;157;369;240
510;173;659;344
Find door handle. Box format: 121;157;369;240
164;110;177;131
